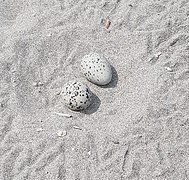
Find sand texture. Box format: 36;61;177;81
1;0;189;179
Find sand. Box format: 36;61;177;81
1;0;189;179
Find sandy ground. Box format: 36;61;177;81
1;0;189;179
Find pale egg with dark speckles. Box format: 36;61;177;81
80;52;112;85
62;80;92;111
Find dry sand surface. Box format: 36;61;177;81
1;0;189;179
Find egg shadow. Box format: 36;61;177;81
82;92;101;115
99;65;118;88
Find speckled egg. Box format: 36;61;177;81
62;80;92;111
80;52;112;85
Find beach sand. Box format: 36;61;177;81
1;0;189;179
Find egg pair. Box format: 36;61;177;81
62;53;112;111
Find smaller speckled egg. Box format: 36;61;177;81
80;52;112;85
62;80;92;111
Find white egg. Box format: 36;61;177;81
62;80;91;111
80;52;112;85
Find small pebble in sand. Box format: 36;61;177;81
36;128;43;132
33;81;43;87
165;66;173;72
148;52;162;62
80;52;112;85
104;19;111;29
33;82;38;87
57;130;67;137
62;80;92;111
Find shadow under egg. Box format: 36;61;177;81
82;92;101;115
97;65;118;88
